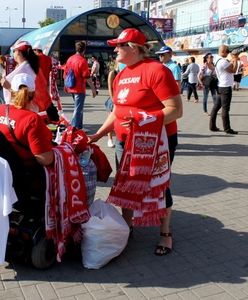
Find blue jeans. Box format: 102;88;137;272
71;93;86;129
0;88;5;104
203;86;216;113
180;80;188;94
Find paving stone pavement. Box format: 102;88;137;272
1;88;248;300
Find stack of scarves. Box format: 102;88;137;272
44;143;90;262
107;110;170;226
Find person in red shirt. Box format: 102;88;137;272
32;42;52;86
0;72;54;166
0;73;54;210
89;28;182;255
64;41;96;130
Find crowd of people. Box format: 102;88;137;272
0;27;243;265
175;46;242;134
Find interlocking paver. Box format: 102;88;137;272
1;88;248;299
36;282;58;300
0;287;24;300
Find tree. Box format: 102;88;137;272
38;18;55;28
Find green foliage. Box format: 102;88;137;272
38;17;55;28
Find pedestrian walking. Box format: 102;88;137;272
182;56;200;102
63;41;96;129
198;53;218;115
209;45;239;134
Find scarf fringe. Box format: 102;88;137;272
107;195;141;211
114;180;150;195
133;208;167;227
149;180;170;198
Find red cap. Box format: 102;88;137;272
13;41;31;52
107;28;147;47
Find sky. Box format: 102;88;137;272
0;0;94;28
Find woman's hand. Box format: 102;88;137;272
0;77;11;90
120;116;134;129
87;133;100;144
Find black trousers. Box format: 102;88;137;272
209;86;232;131
187;82;198;100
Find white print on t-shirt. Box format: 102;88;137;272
0;116;16;128
118;77;140;85
117;88;129;104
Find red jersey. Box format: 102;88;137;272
37;53;52;84
0;105;53;165
112;58;179;141
64;53;90;94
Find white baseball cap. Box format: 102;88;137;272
32;41;42;50
11;73;35;92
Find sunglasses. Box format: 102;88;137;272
116;43;130;48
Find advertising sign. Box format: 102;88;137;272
149;18;173;33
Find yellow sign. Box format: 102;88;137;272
106;14;120;29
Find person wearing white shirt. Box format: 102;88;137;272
182;56;200;103
209;45;238;134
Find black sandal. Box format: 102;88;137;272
154;232;172;256
129;226;133;239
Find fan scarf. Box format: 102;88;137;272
44;143;90;262
107;110;170;226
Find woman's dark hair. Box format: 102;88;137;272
21;48;39;74
203;52;212;63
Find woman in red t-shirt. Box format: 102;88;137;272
0;73;54;211
89;28;182;256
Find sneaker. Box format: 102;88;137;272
225;129;238;135
107;139;115;148
210;127;220;132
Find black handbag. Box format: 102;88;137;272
203;75;218;89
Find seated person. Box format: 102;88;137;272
0;73;54;212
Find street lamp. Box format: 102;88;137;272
5;7;18;28
22;0;26;28
70;6;82;17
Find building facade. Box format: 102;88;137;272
128;0;248;87
46;6;66;22
94;0;130;8
94;0;118;8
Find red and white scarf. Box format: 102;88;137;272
107;110;170;226
45;143;90;262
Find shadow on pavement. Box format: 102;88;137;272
171;173;248;198
4;210;247;289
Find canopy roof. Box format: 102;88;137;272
16;7;164;55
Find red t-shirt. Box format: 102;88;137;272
0;105;53;165
38;53;52;84
112;58;179;141
64;53;90;94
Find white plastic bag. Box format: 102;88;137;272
81;199;129;269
